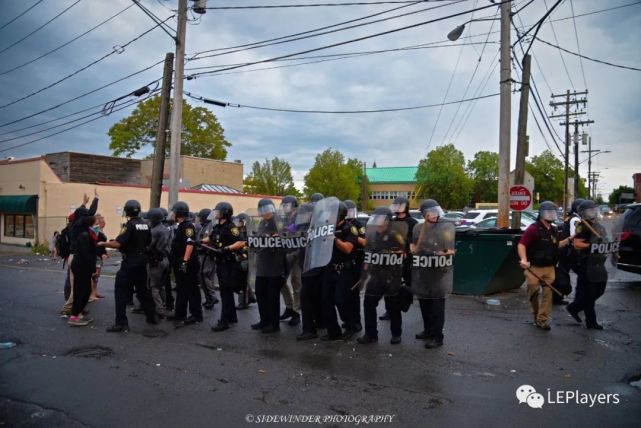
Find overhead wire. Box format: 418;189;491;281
204;1;468;10
0;0;44;31
0;0;83;56
542;0;574;89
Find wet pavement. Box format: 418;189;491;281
0;252;640;427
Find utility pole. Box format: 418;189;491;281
150;52;174;209
568;119;594;198
511;53;531;229
549;90;588;215
168;0;188;209
497;0;512;228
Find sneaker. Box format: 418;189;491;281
356;335;378;344
567;307;582;323
68;316;90;327
424;339;443;349
106;324;129;333
390;335;402;345
60;311;70;319
296;331;318;341
288;312;300;326
415;331;430;340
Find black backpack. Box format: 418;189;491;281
57;227;71;259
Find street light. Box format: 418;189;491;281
579;150;611;165
447;18;499;41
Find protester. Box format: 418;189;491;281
68;216;98;327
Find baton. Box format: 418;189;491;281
579;220;602;239
524;266;563;296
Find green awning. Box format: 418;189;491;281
0;195;38;213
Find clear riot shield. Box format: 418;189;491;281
410;220;456;299
303;197;339;273
360;220;407;297
586;217;621;282
246;207;286;278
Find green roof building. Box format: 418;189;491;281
365;166;419;209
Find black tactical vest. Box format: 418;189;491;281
526;221;559;267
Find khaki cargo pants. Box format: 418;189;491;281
524;265;555;326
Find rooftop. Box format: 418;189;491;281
365;166;418;183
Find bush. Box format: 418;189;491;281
31;241;50;256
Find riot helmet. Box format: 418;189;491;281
198;208;212;224
343;200;358;219
337;202;348;223
578;200;598;221
538;201;558;223
390;196;409;214
257;198;276;217
310;193;324;204
171;201;190;219
420;199;445;223
367;206;393;228
294;203;313;228
570;198;585;216
280;195;299;214
210;201;233;221
124;200;141;218
147;208;164;226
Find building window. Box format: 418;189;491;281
4;214;34;238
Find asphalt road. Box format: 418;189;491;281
0;253;639;428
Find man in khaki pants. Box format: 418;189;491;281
517;201;570;331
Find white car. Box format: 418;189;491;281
471;215;534;231
458;210;500;226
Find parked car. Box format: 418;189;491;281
471;215;534;231
618;203;641;275
457;209;499;226
443;211;464;223
408;210;425;224
599;204;614;219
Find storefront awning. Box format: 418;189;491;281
0;195;38;213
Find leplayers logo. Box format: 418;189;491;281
516;385;545;409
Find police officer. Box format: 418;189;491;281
517;201;570;331
310;193;324;204
233;213;256;309
100;200;157;332
207;202;246;332
147;208;171;318
567;200;610;329
380;196;418;321
251;198;286;334
321;201;360;340
343;200;365;332
168;201;203;325
556;198;585;304
160;207;175;312
196;208;219;310
279;195;302;326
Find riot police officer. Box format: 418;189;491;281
567;200;613;329
250;198;286;334
310;193;324;204
518;201;570;331
207;202;246;332
556;198;585;305
233;213;256;309
322;201;360;340
100;200;157;332
147;208;171;317
196;208;219;310
168;201;203;325
411;199;455;349
279;195;302;325
343;200;365;332
160;207;175;311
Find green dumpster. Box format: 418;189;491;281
453;229;524;295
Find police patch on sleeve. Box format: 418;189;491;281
359;227;366;235
575;224;583;234
231;227;240;237
186;227;194;238
350;226;358;236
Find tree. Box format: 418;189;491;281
415;144;472;209
526;150;565;204
467;151;499;203
243;157;300;196
608;185;635;206
108;95;230;159
303;149;361;201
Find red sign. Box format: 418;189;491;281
509;185;532;211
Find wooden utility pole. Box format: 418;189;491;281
150;52;174;209
497;0;512;228
511;53;531;229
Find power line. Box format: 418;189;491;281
0;61;164;129
0;0;83;56
0;15;174;110
569;0;588;88
543;0;574;89
536;37;641;72
0;0;44;31
131;0;177;40
0;3;136;76
189;0;467;62
204;1;463;10
185;91;499;113
188;1;508;79
0;90;160;154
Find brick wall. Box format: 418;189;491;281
45;152;141;184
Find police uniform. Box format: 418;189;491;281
519;220;559;328
210;221;241;327
254;217;286;333
171;220;202;322
346;218;366;330
322;221;359;338
113;218;156;327
148;222;171;316
393;215;418;288
566;221;607;328
197;221;218;309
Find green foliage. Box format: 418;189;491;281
243;157;300;196
608;185;635;205
467;151;499;203
303;149;361;201
415;144;472;209
108;96;230;159
31;242;49;255
525;150;565;204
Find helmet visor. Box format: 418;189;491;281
280;202;294;214
207;210;223;221
423;206;445;219
346;207;358;219
581;207;598;220
295;211;312;226
232;217;244;227
541;209;557;222
390;202;407;213
367;214;390;227
258;203;276;216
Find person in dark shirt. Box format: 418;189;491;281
67;216;98;327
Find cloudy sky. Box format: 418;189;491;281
0;0;639;198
